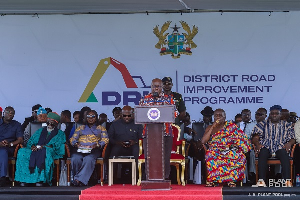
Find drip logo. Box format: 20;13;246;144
79;57;150;106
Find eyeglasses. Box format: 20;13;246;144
87;115;96;118
46;121;56;127
255;113;264;116
123;114;132;118
32;110;38;114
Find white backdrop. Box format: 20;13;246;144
0;12;300;123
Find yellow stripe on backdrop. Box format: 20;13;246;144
78;57;111;102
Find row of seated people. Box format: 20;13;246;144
0;106;109;187
5;105;181;187
183;105;299;187
1;103;299;187
11;105;140;187
0;107;67;187
234;105;298;187
108;104;298;188
68;104;298;188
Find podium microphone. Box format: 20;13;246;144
153;92;159;98
153;92;159;103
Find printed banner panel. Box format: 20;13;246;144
0;12;299;122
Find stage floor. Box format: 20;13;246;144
81;184;300;200
0;184;299;200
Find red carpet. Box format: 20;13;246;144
80;184;222;200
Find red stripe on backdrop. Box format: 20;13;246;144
110;57;138;88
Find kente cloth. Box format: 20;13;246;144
139;93;178;136
205;120;251;183
29;127;58;173
15;128;65;185
251;120;295;154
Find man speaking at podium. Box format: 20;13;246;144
139;78;178;180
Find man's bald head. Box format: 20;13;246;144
122;105;132;112
152;78;162;84
151;78;163;94
122;105;133;123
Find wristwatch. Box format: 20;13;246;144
10;143;13;147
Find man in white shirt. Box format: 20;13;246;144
240;109;256;184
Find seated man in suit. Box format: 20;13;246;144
252;105;295;187
108;106;143;179
0;106;23;187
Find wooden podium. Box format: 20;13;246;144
135;105;175;190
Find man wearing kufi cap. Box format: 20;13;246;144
162;77;186;125
15;112;66;187
252;105;295;187
37;107;48;126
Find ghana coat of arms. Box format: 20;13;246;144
153;21;198;59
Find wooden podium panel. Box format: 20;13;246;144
135;105;175;190
146;124;164;180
